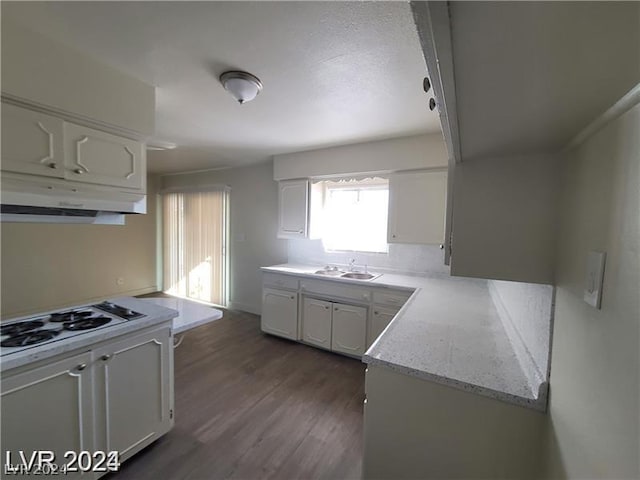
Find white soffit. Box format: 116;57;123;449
1;1;439;174
449;2;640;161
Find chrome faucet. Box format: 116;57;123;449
348;258;356;272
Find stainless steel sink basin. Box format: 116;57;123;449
340;272;377;280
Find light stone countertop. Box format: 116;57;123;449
139;297;223;334
262;264;548;411
0;297;178;372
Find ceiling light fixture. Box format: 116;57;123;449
219;71;263;104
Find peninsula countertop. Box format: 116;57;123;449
261;264;547;411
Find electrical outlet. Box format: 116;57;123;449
583;251;606;309
116;277;125;286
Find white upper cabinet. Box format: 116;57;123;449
278;179;309;238
1;103;65;178
388;170;447;245
1;102;147;193
64;123;145;191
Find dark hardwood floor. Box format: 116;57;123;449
110;308;365;480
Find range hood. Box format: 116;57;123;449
1;175;146;225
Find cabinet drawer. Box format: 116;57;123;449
263;273;299;290
300;279;371;303
372;289;413;307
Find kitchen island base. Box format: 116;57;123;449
363;365;545;480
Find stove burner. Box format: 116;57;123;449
64;316;112;331
1;330;60;348
49;311;94;323
94;302;144;320
0;320;45;337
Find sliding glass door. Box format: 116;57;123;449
162;188;229;306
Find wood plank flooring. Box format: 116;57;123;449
109;308;365;480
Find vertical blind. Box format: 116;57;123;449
163;188;228;306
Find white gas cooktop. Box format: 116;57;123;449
0;301;146;357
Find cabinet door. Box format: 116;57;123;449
332;303;367;356
302;297;332;349
1;352;94;467
278;179;309;238
261;288;298;340
64;122;145;191
388;171;447;245
1;103;65;177
368;306;400;348
93;326;173;461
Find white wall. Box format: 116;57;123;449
161;161;288;314
288;240;449;276
543;102;639;478
1;19;154;135
273;133;447;180
450;153;561;284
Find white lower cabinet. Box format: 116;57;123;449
262;271;413;358
302;297;332;349
332;303;367;356
93;325;173;461
368;306;400;348
0;323;173;478
261;288;298;340
302;297;367;357
1;351;94;474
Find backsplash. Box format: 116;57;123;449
488;280;555;393
287;239;450;275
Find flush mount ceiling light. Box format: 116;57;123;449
219;71;263;104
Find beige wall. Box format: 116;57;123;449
161;160;288;314
543;103;639;478
1;176;160;318
273;133;447;180
1;18;154;135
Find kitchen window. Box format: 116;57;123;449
312;178;389;253
162;187;229;306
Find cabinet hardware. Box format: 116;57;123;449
290;296;295;300
169;409;174;419
48;162;57;169
334;307;339;311
429;98;436;111
374;311;379;315
392;234;397;238
74;168;84;174
423;77;431;93
76;363;87;371
101;354;111;361
325;306;329;310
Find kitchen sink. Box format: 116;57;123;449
340;272;378;280
314;269;345;276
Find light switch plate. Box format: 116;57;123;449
584;251;606;309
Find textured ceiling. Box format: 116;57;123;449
2;1;438;173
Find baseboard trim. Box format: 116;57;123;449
228;301;261;316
